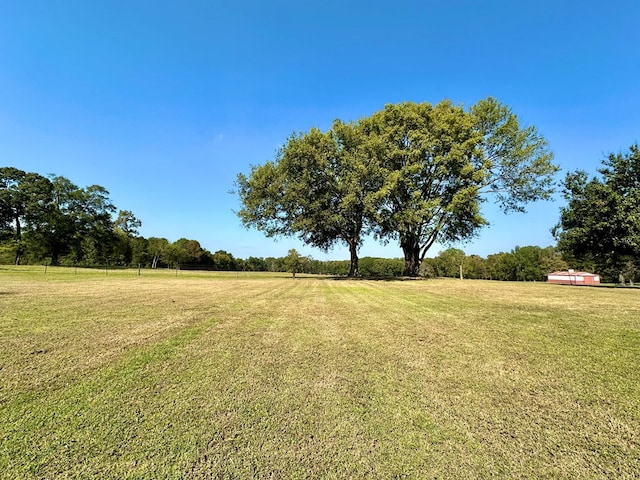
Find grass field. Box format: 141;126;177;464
1;266;639;479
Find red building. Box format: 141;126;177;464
547;270;601;286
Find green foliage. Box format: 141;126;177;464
238;98;557;277
429;245;567;281
365;98;557;276
243;256;268;271
554;144;640;281
147;237;170;268
114;210;142;237
284;248;309;278
0;168;54;264
211;249;237;271
358;257;404;277
130;236;150;266
432;248;466;278
470;98;558;212
237;121;380;276
362;101;485;276
0;170;125;265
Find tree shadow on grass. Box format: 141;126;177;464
329;276;424;282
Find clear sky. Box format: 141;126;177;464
1;1;639;260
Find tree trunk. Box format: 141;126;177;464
347;241;359;277
401;239;421;276
13;215;22;265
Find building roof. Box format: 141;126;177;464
548;271;598;277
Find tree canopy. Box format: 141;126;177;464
553;144;640;281
237;98;558;276
237;120;380;276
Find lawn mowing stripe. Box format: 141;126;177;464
1;273;638;478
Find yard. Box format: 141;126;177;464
1;267;638;478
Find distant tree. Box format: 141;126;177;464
72;184;118;264
284;249;306;278
1;168;146;266
358;257;404;277
0;168;53;264
111;211;142;266
621;259;637;285
478;245;565;281
263;257;282;272
24;176;116;265
419;257;437;278
553;144;640;280
182;239;204;264
244;256;268;271
434;248;467;278
212;250;236;271
166;238;204;267
539;246;568;276
465;254;489;279
511;245;544;281
114;210;142;237
486;252;516;281
148;237;170;268
130;236;150;266
320;260;350;276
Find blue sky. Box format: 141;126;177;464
1;1;639;260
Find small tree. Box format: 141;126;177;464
148;237;169;268
284;249;306;278
433;248;466;278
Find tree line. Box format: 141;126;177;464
1;167;140;266
3;98;638;281
254;245;568;281
0;168;570;281
0;169;248;270
553;144;640;284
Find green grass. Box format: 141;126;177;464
1;266;639;478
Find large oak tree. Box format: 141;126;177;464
237;98;557;276
363;98;557;275
237;120;381;277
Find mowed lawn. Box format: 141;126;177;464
1;267;638;479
